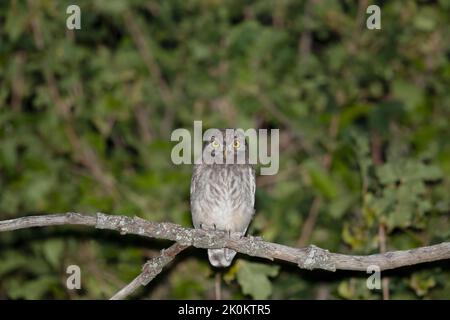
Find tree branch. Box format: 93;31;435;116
1;212;449;273
110;243;188;300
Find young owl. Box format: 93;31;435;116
190;128;256;267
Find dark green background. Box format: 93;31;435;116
0;0;449;299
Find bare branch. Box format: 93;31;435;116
110;243;188;300
0;212;97;230
1;212;450;272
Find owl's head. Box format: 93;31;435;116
202;128;248;165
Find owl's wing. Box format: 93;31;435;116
249;166;256;209
190;165;200;196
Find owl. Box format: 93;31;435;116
190;128;256;267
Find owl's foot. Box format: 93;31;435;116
199;223;218;232
223;230;244;239
199;224;235;239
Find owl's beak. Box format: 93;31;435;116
223;149;227;160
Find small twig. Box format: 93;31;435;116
297;197;322;247
123;10;175;134
378;223;390;300
298;0;313;59
372;130;390;300
215;273;221;300
297;115;339;247
110;243;188;300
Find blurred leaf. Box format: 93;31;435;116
392;81;423;111
236;260;279;300
7;276;59;300
305;162;338;199
42;240;64;269
410;273;436;297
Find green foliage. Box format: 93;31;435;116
235;260;280;300
0;0;449;299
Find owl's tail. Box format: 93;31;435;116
208;248;237;267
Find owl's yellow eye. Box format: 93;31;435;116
211;140;220;148
233;140;241;148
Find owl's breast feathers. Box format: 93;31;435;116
190;164;255;233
